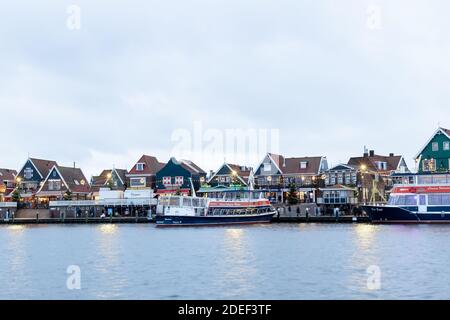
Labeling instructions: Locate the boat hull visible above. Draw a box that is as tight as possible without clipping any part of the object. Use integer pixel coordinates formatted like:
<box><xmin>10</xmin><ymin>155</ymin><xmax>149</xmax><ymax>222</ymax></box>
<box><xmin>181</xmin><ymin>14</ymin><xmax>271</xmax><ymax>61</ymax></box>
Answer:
<box><xmin>155</xmin><ymin>212</ymin><xmax>276</xmax><ymax>226</ymax></box>
<box><xmin>362</xmin><ymin>205</ymin><xmax>450</xmax><ymax>223</ymax></box>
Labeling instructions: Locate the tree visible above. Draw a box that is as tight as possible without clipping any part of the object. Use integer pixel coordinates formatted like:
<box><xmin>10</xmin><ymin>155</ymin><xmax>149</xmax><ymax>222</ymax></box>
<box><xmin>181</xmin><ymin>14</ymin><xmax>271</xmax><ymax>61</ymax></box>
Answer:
<box><xmin>107</xmin><ymin>178</ymin><xmax>115</xmax><ymax>189</ymax></box>
<box><xmin>11</xmin><ymin>188</ymin><xmax>21</xmax><ymax>203</ymax></box>
<box><xmin>64</xmin><ymin>190</ymin><xmax>73</xmax><ymax>201</ymax></box>
<box><xmin>287</xmin><ymin>183</ymin><xmax>299</xmax><ymax>205</ymax></box>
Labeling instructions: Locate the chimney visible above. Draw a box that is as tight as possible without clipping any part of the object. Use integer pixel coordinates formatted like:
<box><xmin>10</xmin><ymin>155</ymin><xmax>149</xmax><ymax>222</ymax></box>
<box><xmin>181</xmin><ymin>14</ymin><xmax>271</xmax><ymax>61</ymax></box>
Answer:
<box><xmin>389</xmin><ymin>153</ymin><xmax>394</xmax><ymax>157</ymax></box>
<box><xmin>363</xmin><ymin>151</ymin><xmax>369</xmax><ymax>157</ymax></box>
<box><xmin>369</xmin><ymin>150</ymin><xmax>375</xmax><ymax>157</ymax></box>
<box><xmin>73</xmin><ymin>162</ymin><xmax>76</xmax><ymax>168</ymax></box>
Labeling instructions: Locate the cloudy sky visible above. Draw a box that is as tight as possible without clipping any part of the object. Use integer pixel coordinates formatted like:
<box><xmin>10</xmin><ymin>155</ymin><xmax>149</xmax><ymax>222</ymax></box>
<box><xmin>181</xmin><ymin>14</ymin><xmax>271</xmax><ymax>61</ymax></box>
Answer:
<box><xmin>1</xmin><ymin>1</ymin><xmax>450</xmax><ymax>178</ymax></box>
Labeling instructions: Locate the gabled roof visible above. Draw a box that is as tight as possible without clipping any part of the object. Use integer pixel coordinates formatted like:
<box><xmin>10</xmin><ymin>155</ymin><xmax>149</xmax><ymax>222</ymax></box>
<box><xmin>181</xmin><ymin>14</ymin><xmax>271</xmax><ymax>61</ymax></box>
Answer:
<box><xmin>20</xmin><ymin>158</ymin><xmax>57</xmax><ymax>179</ymax></box>
<box><xmin>415</xmin><ymin>127</ymin><xmax>450</xmax><ymax>159</ymax></box>
<box><xmin>38</xmin><ymin>165</ymin><xmax>90</xmax><ymax>194</ymax></box>
<box><xmin>347</xmin><ymin>154</ymin><xmax>403</xmax><ymax>173</ymax></box>
<box><xmin>256</xmin><ymin>153</ymin><xmax>325</xmax><ymax>175</ymax></box>
<box><xmin>207</xmin><ymin>163</ymin><xmax>252</xmax><ymax>185</ymax></box>
<box><xmin>90</xmin><ymin>168</ymin><xmax>128</xmax><ymax>192</ymax></box>
<box><xmin>0</xmin><ymin>168</ymin><xmax>17</xmax><ymax>181</ymax></box>
<box><xmin>57</xmin><ymin>166</ymin><xmax>90</xmax><ymax>193</ymax></box>
<box><xmin>128</xmin><ymin>155</ymin><xmax>165</xmax><ymax>175</ymax></box>
<box><xmin>91</xmin><ymin>169</ymin><xmax>111</xmax><ymax>185</ymax></box>
<box><xmin>179</xmin><ymin>160</ymin><xmax>206</xmax><ymax>175</ymax></box>
<box><xmin>280</xmin><ymin>156</ymin><xmax>325</xmax><ymax>175</ymax></box>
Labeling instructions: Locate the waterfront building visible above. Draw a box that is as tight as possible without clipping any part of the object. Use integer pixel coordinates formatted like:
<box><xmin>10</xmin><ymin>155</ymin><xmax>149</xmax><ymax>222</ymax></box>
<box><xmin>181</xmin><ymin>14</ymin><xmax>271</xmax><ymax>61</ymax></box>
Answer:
<box><xmin>254</xmin><ymin>153</ymin><xmax>328</xmax><ymax>203</ymax></box>
<box><xmin>347</xmin><ymin>150</ymin><xmax>409</xmax><ymax>203</ymax></box>
<box><xmin>415</xmin><ymin>127</ymin><xmax>450</xmax><ymax>173</ymax></box>
<box><xmin>10</xmin><ymin>157</ymin><xmax>57</xmax><ymax>206</ymax></box>
<box><xmin>90</xmin><ymin>168</ymin><xmax>128</xmax><ymax>199</ymax></box>
<box><xmin>155</xmin><ymin>157</ymin><xmax>206</xmax><ymax>195</ymax></box>
<box><xmin>0</xmin><ymin>168</ymin><xmax>17</xmax><ymax>202</ymax></box>
<box><xmin>207</xmin><ymin>163</ymin><xmax>252</xmax><ymax>188</ymax></box>
<box><xmin>126</xmin><ymin>155</ymin><xmax>165</xmax><ymax>190</ymax></box>
<box><xmin>36</xmin><ymin>164</ymin><xmax>90</xmax><ymax>205</ymax></box>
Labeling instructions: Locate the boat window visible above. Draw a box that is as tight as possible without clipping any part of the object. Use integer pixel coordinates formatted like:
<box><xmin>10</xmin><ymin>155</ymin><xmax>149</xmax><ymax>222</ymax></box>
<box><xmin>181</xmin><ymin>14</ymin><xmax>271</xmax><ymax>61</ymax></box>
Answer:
<box><xmin>182</xmin><ymin>198</ymin><xmax>192</xmax><ymax>207</ymax></box>
<box><xmin>404</xmin><ymin>195</ymin><xmax>417</xmax><ymax>206</ymax></box>
<box><xmin>192</xmin><ymin>198</ymin><xmax>200</xmax><ymax>207</ymax></box>
<box><xmin>428</xmin><ymin>195</ymin><xmax>442</xmax><ymax>206</ymax></box>
<box><xmin>442</xmin><ymin>195</ymin><xmax>450</xmax><ymax>205</ymax></box>
<box><xmin>169</xmin><ymin>197</ymin><xmax>180</xmax><ymax>206</ymax></box>
<box><xmin>388</xmin><ymin>196</ymin><xmax>398</xmax><ymax>205</ymax></box>
<box><xmin>419</xmin><ymin>195</ymin><xmax>426</xmax><ymax>206</ymax></box>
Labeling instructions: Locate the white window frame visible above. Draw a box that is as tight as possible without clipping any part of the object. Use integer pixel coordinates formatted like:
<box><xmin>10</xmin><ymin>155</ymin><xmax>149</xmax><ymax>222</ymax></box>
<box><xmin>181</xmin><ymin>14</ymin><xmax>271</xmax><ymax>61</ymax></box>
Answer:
<box><xmin>300</xmin><ymin>161</ymin><xmax>308</xmax><ymax>169</ymax></box>
<box><xmin>444</xmin><ymin>141</ymin><xmax>450</xmax><ymax>151</ymax></box>
<box><xmin>130</xmin><ymin>177</ymin><xmax>146</xmax><ymax>187</ymax></box>
<box><xmin>136</xmin><ymin>163</ymin><xmax>145</xmax><ymax>171</ymax></box>
<box><xmin>432</xmin><ymin>142</ymin><xmax>439</xmax><ymax>152</ymax></box>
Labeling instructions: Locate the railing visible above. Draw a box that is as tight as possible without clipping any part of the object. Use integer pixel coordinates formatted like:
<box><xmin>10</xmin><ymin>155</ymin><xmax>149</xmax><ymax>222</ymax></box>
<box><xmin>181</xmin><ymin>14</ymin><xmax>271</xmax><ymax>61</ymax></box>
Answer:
<box><xmin>0</xmin><ymin>202</ymin><xmax>17</xmax><ymax>208</ymax></box>
<box><xmin>316</xmin><ymin>198</ymin><xmax>358</xmax><ymax>205</ymax></box>
<box><xmin>49</xmin><ymin>198</ymin><xmax>157</xmax><ymax>207</ymax></box>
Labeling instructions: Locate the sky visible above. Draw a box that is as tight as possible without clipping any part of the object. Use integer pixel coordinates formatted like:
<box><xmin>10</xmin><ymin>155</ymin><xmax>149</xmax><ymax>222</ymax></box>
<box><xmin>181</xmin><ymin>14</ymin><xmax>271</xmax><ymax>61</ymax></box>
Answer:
<box><xmin>1</xmin><ymin>0</ymin><xmax>450</xmax><ymax>179</ymax></box>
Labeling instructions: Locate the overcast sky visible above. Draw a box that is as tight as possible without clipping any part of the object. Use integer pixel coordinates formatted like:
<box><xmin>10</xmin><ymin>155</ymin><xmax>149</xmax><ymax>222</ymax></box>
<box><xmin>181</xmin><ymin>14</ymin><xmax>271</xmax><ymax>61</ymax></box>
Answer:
<box><xmin>1</xmin><ymin>1</ymin><xmax>450</xmax><ymax>179</ymax></box>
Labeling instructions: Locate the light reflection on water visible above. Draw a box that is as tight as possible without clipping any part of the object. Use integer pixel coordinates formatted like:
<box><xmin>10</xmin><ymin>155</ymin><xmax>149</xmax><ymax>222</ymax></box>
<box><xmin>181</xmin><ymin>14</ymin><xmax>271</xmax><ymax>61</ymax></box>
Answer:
<box><xmin>1</xmin><ymin>223</ymin><xmax>450</xmax><ymax>299</ymax></box>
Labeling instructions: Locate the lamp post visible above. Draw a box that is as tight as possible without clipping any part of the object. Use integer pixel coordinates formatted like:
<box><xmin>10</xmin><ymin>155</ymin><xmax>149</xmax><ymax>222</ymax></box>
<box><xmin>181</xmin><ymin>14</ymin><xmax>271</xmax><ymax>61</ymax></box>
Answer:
<box><xmin>360</xmin><ymin>165</ymin><xmax>367</xmax><ymax>204</ymax></box>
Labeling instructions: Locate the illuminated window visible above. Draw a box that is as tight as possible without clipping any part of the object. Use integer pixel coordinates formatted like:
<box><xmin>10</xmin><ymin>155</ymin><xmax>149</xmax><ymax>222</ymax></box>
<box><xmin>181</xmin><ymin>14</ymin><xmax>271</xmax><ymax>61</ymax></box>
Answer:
<box><xmin>130</xmin><ymin>177</ymin><xmax>146</xmax><ymax>187</ymax></box>
<box><xmin>422</xmin><ymin>159</ymin><xmax>436</xmax><ymax>172</ymax></box>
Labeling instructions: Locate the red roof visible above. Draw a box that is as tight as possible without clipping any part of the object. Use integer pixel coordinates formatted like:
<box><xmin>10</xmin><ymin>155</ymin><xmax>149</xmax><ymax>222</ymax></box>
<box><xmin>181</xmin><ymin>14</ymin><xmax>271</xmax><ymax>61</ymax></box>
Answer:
<box><xmin>268</xmin><ymin>154</ymin><xmax>324</xmax><ymax>175</ymax></box>
<box><xmin>0</xmin><ymin>168</ymin><xmax>17</xmax><ymax>182</ymax></box>
<box><xmin>29</xmin><ymin>158</ymin><xmax>57</xmax><ymax>178</ymax></box>
<box><xmin>128</xmin><ymin>155</ymin><xmax>165</xmax><ymax>175</ymax></box>
<box><xmin>347</xmin><ymin>153</ymin><xmax>402</xmax><ymax>174</ymax></box>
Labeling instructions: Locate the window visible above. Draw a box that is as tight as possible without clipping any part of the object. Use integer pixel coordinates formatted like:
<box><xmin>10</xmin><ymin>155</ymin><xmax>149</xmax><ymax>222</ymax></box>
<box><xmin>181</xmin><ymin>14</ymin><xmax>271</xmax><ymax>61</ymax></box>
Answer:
<box><xmin>263</xmin><ymin>163</ymin><xmax>271</xmax><ymax>172</ymax></box>
<box><xmin>162</xmin><ymin>176</ymin><xmax>172</xmax><ymax>186</ymax></box>
<box><xmin>375</xmin><ymin>161</ymin><xmax>387</xmax><ymax>170</ymax></box>
<box><xmin>48</xmin><ymin>180</ymin><xmax>61</xmax><ymax>191</ymax></box>
<box><xmin>175</xmin><ymin>176</ymin><xmax>184</xmax><ymax>185</ymax></box>
<box><xmin>422</xmin><ymin>159</ymin><xmax>436</xmax><ymax>172</ymax></box>
<box><xmin>444</xmin><ymin>141</ymin><xmax>450</xmax><ymax>151</ymax></box>
<box><xmin>130</xmin><ymin>177</ymin><xmax>146</xmax><ymax>187</ymax></box>
<box><xmin>136</xmin><ymin>163</ymin><xmax>144</xmax><ymax>171</ymax></box>
<box><xmin>300</xmin><ymin>161</ymin><xmax>308</xmax><ymax>169</ymax></box>
<box><xmin>432</xmin><ymin>142</ymin><xmax>439</xmax><ymax>152</ymax></box>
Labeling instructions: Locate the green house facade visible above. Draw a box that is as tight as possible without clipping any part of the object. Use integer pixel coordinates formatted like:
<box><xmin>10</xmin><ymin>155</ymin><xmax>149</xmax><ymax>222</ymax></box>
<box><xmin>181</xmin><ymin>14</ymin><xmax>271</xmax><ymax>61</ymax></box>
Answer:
<box><xmin>416</xmin><ymin>127</ymin><xmax>450</xmax><ymax>173</ymax></box>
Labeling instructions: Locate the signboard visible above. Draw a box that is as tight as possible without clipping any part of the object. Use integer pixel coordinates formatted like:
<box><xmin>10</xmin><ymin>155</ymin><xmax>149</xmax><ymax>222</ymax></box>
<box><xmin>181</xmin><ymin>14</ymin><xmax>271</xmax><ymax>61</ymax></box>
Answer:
<box><xmin>393</xmin><ymin>186</ymin><xmax>450</xmax><ymax>194</ymax></box>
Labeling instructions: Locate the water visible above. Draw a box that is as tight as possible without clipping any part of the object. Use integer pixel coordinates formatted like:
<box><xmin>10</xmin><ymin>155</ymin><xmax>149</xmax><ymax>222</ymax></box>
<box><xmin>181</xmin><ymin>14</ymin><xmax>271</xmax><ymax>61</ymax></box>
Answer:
<box><xmin>0</xmin><ymin>223</ymin><xmax>449</xmax><ymax>299</ymax></box>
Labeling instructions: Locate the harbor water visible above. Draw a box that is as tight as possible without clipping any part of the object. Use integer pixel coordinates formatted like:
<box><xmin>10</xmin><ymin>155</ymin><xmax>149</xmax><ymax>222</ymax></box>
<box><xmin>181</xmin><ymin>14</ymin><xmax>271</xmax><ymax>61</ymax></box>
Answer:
<box><xmin>0</xmin><ymin>223</ymin><xmax>449</xmax><ymax>299</ymax></box>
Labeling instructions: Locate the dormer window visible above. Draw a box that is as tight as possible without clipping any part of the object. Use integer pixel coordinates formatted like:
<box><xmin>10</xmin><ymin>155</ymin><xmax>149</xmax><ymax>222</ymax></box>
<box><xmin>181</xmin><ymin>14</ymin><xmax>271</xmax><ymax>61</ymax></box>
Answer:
<box><xmin>136</xmin><ymin>163</ymin><xmax>144</xmax><ymax>171</ymax></box>
<box><xmin>375</xmin><ymin>161</ymin><xmax>387</xmax><ymax>170</ymax></box>
<box><xmin>300</xmin><ymin>161</ymin><xmax>308</xmax><ymax>169</ymax></box>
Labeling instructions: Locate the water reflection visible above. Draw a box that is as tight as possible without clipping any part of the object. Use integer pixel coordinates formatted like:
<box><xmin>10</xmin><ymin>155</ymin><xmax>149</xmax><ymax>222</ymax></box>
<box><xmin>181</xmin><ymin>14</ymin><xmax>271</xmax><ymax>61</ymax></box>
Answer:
<box><xmin>354</xmin><ymin>224</ymin><xmax>377</xmax><ymax>251</ymax></box>
<box><xmin>93</xmin><ymin>224</ymin><xmax>128</xmax><ymax>299</ymax></box>
<box><xmin>4</xmin><ymin>224</ymin><xmax>28</xmax><ymax>294</ymax></box>
<box><xmin>219</xmin><ymin>228</ymin><xmax>256</xmax><ymax>297</ymax></box>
